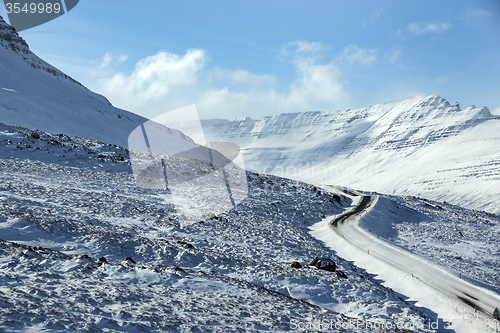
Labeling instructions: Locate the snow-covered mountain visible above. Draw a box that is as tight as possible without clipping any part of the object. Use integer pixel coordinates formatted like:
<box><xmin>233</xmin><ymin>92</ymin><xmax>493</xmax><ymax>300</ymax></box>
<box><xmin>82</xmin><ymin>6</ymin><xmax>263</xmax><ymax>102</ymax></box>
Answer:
<box><xmin>0</xmin><ymin>15</ymin><xmax>193</xmax><ymax>151</ymax></box>
<box><xmin>1</xmin><ymin>122</ymin><xmax>498</xmax><ymax>332</ymax></box>
<box><xmin>3</xmin><ymin>13</ymin><xmax>498</xmax><ymax>215</ymax></box>
<box><xmin>1</xmin><ymin>15</ymin><xmax>499</xmax><ymax>331</ymax></box>
<box><xmin>201</xmin><ymin>96</ymin><xmax>500</xmax><ymax>213</ymax></box>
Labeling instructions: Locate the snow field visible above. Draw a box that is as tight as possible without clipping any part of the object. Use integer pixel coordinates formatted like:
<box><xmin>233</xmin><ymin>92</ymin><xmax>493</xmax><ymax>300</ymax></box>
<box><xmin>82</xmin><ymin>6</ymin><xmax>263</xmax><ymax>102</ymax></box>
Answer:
<box><xmin>0</xmin><ymin>123</ymin><xmax>435</xmax><ymax>332</ymax></box>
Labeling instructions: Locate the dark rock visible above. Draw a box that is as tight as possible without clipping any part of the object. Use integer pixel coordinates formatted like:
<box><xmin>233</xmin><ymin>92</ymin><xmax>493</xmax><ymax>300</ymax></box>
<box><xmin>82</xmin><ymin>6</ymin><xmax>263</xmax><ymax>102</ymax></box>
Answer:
<box><xmin>332</xmin><ymin>194</ymin><xmax>342</xmax><ymax>205</ymax></box>
<box><xmin>98</xmin><ymin>257</ymin><xmax>107</xmax><ymax>262</ymax></box>
<box><xmin>80</xmin><ymin>254</ymin><xmax>91</xmax><ymax>261</ymax></box>
<box><xmin>30</xmin><ymin>132</ymin><xmax>40</xmax><ymax>140</ymax></box>
<box><xmin>177</xmin><ymin>240</ymin><xmax>194</xmax><ymax>248</ymax></box>
<box><xmin>454</xmin><ymin>256</ymin><xmax>462</xmax><ymax>260</ymax></box>
<box><xmin>124</xmin><ymin>257</ymin><xmax>136</xmax><ymax>264</ymax></box>
<box><xmin>290</xmin><ymin>261</ymin><xmax>302</xmax><ymax>269</ymax></box>
<box><xmin>310</xmin><ymin>257</ymin><xmax>336</xmax><ymax>272</ymax></box>
<box><xmin>172</xmin><ymin>265</ymin><xmax>185</xmax><ymax>272</ymax></box>
<box><xmin>457</xmin><ymin>231</ymin><xmax>463</xmax><ymax>237</ymax></box>
<box><xmin>315</xmin><ymin>258</ymin><xmax>336</xmax><ymax>272</ymax></box>
<box><xmin>309</xmin><ymin>257</ymin><xmax>319</xmax><ymax>267</ymax></box>
<box><xmin>336</xmin><ymin>271</ymin><xmax>347</xmax><ymax>279</ymax></box>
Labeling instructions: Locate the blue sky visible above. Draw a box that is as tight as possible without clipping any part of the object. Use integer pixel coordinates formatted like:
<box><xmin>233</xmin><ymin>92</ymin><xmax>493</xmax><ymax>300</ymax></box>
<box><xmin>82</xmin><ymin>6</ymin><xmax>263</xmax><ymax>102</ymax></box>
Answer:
<box><xmin>2</xmin><ymin>0</ymin><xmax>500</xmax><ymax>120</ymax></box>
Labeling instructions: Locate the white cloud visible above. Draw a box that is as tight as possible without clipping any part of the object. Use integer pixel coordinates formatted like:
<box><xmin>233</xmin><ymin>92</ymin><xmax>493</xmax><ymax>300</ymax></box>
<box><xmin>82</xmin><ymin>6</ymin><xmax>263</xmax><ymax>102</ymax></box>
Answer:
<box><xmin>211</xmin><ymin>68</ymin><xmax>276</xmax><ymax>87</ymax></box>
<box><xmin>98</xmin><ymin>52</ymin><xmax>129</xmax><ymax>69</ymax></box>
<box><xmin>336</xmin><ymin>44</ymin><xmax>377</xmax><ymax>66</ymax></box>
<box><xmin>199</xmin><ymin>43</ymin><xmax>351</xmax><ymax>117</ymax></box>
<box><xmin>461</xmin><ymin>8</ymin><xmax>493</xmax><ymax>28</ymax></box>
<box><xmin>282</xmin><ymin>40</ymin><xmax>325</xmax><ymax>56</ymax></box>
<box><xmin>99</xmin><ymin>52</ymin><xmax>113</xmax><ymax>68</ymax></box>
<box><xmin>92</xmin><ymin>42</ymin><xmax>352</xmax><ymax>119</ymax></box>
<box><xmin>117</xmin><ymin>55</ymin><xmax>129</xmax><ymax>64</ymax></box>
<box><xmin>198</xmin><ymin>57</ymin><xmax>350</xmax><ymax>119</ymax></box>
<box><xmin>363</xmin><ymin>6</ymin><xmax>387</xmax><ymax>27</ymax></box>
<box><xmin>289</xmin><ymin>58</ymin><xmax>347</xmax><ymax>107</ymax></box>
<box><xmin>98</xmin><ymin>49</ymin><xmax>205</xmax><ymax>108</ymax></box>
<box><xmin>408</xmin><ymin>22</ymin><xmax>452</xmax><ymax>35</ymax></box>
<box><xmin>492</xmin><ymin>107</ymin><xmax>500</xmax><ymax>116</ymax></box>
<box><xmin>385</xmin><ymin>46</ymin><xmax>403</xmax><ymax>64</ymax></box>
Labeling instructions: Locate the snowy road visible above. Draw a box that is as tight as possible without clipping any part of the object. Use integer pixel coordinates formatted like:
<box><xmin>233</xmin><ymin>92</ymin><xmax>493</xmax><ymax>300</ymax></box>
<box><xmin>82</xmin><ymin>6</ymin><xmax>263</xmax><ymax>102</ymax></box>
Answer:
<box><xmin>311</xmin><ymin>186</ymin><xmax>500</xmax><ymax>332</ymax></box>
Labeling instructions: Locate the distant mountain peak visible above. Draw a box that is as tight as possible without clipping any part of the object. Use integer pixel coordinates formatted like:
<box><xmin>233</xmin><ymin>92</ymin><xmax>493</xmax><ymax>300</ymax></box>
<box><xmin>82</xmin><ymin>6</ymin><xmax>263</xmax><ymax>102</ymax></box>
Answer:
<box><xmin>0</xmin><ymin>15</ymin><xmax>30</xmax><ymax>54</ymax></box>
<box><xmin>423</xmin><ymin>94</ymin><xmax>447</xmax><ymax>103</ymax></box>
<box><xmin>0</xmin><ymin>15</ymin><xmax>107</xmax><ymax>102</ymax></box>
<box><xmin>201</xmin><ymin>95</ymin><xmax>500</xmax><ymax>214</ymax></box>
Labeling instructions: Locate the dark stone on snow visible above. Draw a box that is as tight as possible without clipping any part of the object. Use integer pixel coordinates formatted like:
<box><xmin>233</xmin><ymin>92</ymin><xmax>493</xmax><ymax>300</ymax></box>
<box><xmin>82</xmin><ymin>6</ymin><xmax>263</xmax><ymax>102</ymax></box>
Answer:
<box><xmin>80</xmin><ymin>254</ymin><xmax>91</xmax><ymax>261</ymax></box>
<box><xmin>332</xmin><ymin>195</ymin><xmax>342</xmax><ymax>205</ymax></box>
<box><xmin>309</xmin><ymin>257</ymin><xmax>319</xmax><ymax>267</ymax></box>
<box><xmin>98</xmin><ymin>257</ymin><xmax>107</xmax><ymax>262</ymax></box>
<box><xmin>172</xmin><ymin>265</ymin><xmax>185</xmax><ymax>272</ymax></box>
<box><xmin>290</xmin><ymin>261</ymin><xmax>302</xmax><ymax>269</ymax></box>
<box><xmin>336</xmin><ymin>271</ymin><xmax>347</xmax><ymax>279</ymax></box>
<box><xmin>316</xmin><ymin>258</ymin><xmax>336</xmax><ymax>272</ymax></box>
<box><xmin>457</xmin><ymin>231</ymin><xmax>463</xmax><ymax>237</ymax></box>
<box><xmin>30</xmin><ymin>132</ymin><xmax>40</xmax><ymax>139</ymax></box>
<box><xmin>124</xmin><ymin>257</ymin><xmax>136</xmax><ymax>264</ymax></box>
<box><xmin>313</xmin><ymin>258</ymin><xmax>336</xmax><ymax>272</ymax></box>
<box><xmin>177</xmin><ymin>240</ymin><xmax>194</xmax><ymax>248</ymax></box>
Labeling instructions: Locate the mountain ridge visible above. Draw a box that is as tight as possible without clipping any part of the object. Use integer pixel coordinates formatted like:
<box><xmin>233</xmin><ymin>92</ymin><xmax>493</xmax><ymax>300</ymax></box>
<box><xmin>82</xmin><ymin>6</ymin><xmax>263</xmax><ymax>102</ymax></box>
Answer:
<box><xmin>201</xmin><ymin>95</ymin><xmax>500</xmax><ymax>213</ymax></box>
<box><xmin>203</xmin><ymin>95</ymin><xmax>493</xmax><ymax>133</ymax></box>
<box><xmin>1</xmin><ymin>14</ymin><xmax>499</xmax><ymax>214</ymax></box>
<box><xmin>0</xmin><ymin>15</ymin><xmax>159</xmax><ymax>148</ymax></box>
<box><xmin>0</xmin><ymin>15</ymin><xmax>107</xmax><ymax>102</ymax></box>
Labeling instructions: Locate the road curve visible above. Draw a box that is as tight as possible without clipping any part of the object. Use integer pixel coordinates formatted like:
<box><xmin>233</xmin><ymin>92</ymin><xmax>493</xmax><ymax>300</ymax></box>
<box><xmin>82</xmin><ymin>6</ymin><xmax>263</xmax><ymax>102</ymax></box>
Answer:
<box><xmin>326</xmin><ymin>187</ymin><xmax>500</xmax><ymax>321</ymax></box>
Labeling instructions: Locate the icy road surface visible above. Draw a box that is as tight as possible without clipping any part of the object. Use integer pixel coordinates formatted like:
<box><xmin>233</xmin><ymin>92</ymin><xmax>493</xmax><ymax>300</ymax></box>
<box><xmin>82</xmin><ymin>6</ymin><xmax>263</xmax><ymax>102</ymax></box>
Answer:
<box><xmin>310</xmin><ymin>186</ymin><xmax>500</xmax><ymax>333</ymax></box>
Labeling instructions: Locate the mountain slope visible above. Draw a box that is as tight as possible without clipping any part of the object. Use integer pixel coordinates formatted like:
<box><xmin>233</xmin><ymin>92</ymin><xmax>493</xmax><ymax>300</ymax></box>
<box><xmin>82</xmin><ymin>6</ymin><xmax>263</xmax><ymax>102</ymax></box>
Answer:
<box><xmin>0</xmin><ymin>123</ymin><xmax>435</xmax><ymax>332</ymax></box>
<box><xmin>0</xmin><ymin>15</ymin><xmax>178</xmax><ymax>149</ymax></box>
<box><xmin>201</xmin><ymin>96</ymin><xmax>500</xmax><ymax>213</ymax></box>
